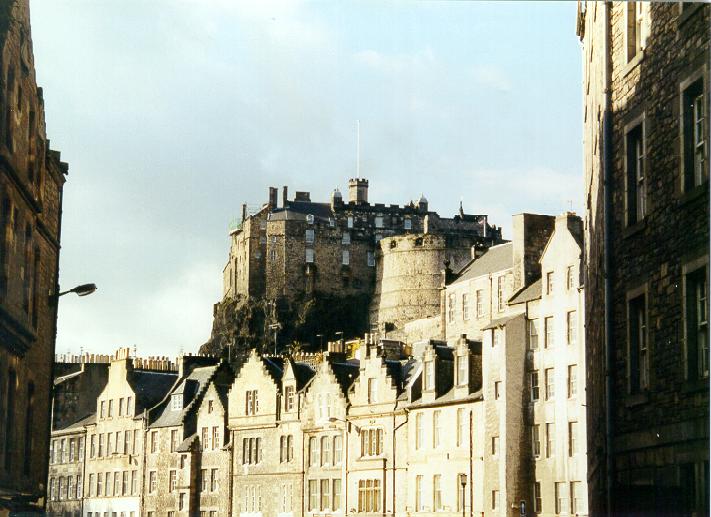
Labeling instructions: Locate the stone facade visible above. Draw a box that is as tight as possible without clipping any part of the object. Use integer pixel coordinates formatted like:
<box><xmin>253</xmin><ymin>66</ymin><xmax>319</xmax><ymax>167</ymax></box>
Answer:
<box><xmin>222</xmin><ymin>178</ymin><xmax>504</xmax><ymax>329</ymax></box>
<box><xmin>0</xmin><ymin>0</ymin><xmax>67</xmax><ymax>512</ymax></box>
<box><xmin>578</xmin><ymin>2</ymin><xmax>710</xmax><ymax>514</ymax></box>
<box><xmin>46</xmin><ymin>416</ymin><xmax>88</xmax><ymax>517</ymax></box>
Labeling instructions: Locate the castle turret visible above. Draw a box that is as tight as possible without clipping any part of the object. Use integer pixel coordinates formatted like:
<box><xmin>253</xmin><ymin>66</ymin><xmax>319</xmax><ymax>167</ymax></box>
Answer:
<box><xmin>418</xmin><ymin>194</ymin><xmax>428</xmax><ymax>212</ymax></box>
<box><xmin>348</xmin><ymin>177</ymin><xmax>369</xmax><ymax>204</ymax></box>
<box><xmin>331</xmin><ymin>188</ymin><xmax>343</xmax><ymax>209</ymax></box>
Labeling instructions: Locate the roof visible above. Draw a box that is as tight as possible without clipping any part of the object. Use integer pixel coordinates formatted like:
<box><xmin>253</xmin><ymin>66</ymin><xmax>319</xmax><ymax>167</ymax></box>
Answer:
<box><xmin>291</xmin><ymin>360</ymin><xmax>316</xmax><ymax>391</ymax></box>
<box><xmin>129</xmin><ymin>370</ymin><xmax>178</xmax><ymax>413</ymax></box>
<box><xmin>54</xmin><ymin>413</ymin><xmax>96</xmax><ymax>434</ymax></box>
<box><xmin>330</xmin><ymin>361</ymin><xmax>360</xmax><ymax>393</ymax></box>
<box><xmin>176</xmin><ymin>433</ymin><xmax>197</xmax><ymax>453</ymax></box>
<box><xmin>269</xmin><ymin>202</ymin><xmax>334</xmax><ymax>222</ymax></box>
<box><xmin>482</xmin><ymin>313</ymin><xmax>523</xmax><ymax>331</ymax></box>
<box><xmin>509</xmin><ymin>278</ymin><xmax>542</xmax><ymax>305</ymax></box>
<box><xmin>384</xmin><ymin>358</ymin><xmax>418</xmax><ymax>395</ymax></box>
<box><xmin>148</xmin><ymin>366</ymin><xmax>216</xmax><ymax>428</ymax></box>
<box><xmin>263</xmin><ymin>357</ymin><xmax>285</xmax><ymax>386</ymax></box>
<box><xmin>408</xmin><ymin>389</ymin><xmax>483</xmax><ymax>410</ymax></box>
<box><xmin>451</xmin><ymin>242</ymin><xmax>513</xmax><ymax>284</ymax></box>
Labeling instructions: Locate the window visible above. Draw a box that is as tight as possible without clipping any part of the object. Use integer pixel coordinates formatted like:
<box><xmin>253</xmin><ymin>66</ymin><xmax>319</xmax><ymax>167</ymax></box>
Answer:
<box><xmin>433</xmin><ymin>474</ymin><xmax>443</xmax><ymax>510</ymax></box>
<box><xmin>333</xmin><ymin>435</ymin><xmax>342</xmax><ymax>464</ymax></box>
<box><xmin>100</xmin><ymin>400</ymin><xmax>105</xmax><ymax>419</ymax></box>
<box><xmin>148</xmin><ymin>471</ymin><xmax>156</xmax><ymax>494</ymax></box>
<box><xmin>170</xmin><ymin>430</ymin><xmax>178</xmax><ymax>453</ymax></box>
<box><xmin>461</xmin><ymin>293</ymin><xmax>470</xmax><ymax>320</ymax></box>
<box><xmin>124</xmin><ymin>429</ymin><xmax>131</xmax><ymax>454</ymax></box>
<box><xmin>342</xmin><ymin>250</ymin><xmax>349</xmax><ymax>265</ymax></box>
<box><xmin>169</xmin><ymin>470</ymin><xmax>176</xmax><ymax>492</ymax></box>
<box><xmin>212</xmin><ymin>426</ymin><xmax>219</xmax><ymax>449</ymax></box>
<box><xmin>626</xmin><ymin>1</ymin><xmax>645</xmax><ymax>62</ymax></box>
<box><xmin>571</xmin><ymin>481</ymin><xmax>582</xmax><ymax>515</ymax></box>
<box><xmin>333</xmin><ymin>479</ymin><xmax>342</xmax><ymax>510</ymax></box>
<box><xmin>361</xmin><ymin>428</ymin><xmax>383</xmax><ymax>457</ymax></box>
<box><xmin>457</xmin><ymin>355</ymin><xmax>467</xmax><ymax>385</ymax></box>
<box><xmin>626</xmin><ymin>122</ymin><xmax>646</xmax><ymax>225</ymax></box>
<box><xmin>357</xmin><ymin>480</ymin><xmax>381</xmax><ymax>512</ymax></box>
<box><xmin>628</xmin><ymin>293</ymin><xmax>649</xmax><ymax>393</ymax></box>
<box><xmin>433</xmin><ymin>410</ymin><xmax>441</xmax><ymax>447</ymax></box>
<box><xmin>242</xmin><ymin>437</ymin><xmax>262</xmax><ymax>464</ymax></box>
<box><xmin>208</xmin><ymin>400</ymin><xmax>214</xmax><ymax>413</ymax></box>
<box><xmin>305</xmin><ymin>229</ymin><xmax>315</xmax><ymax>244</ymax></box>
<box><xmin>545</xmin><ymin>368</ymin><xmax>555</xmax><ymax>400</ymax></box>
<box><xmin>533</xmin><ymin>482</ymin><xmax>542</xmax><ymax>513</ymax></box>
<box><xmin>108</xmin><ymin>399</ymin><xmax>113</xmax><ymax>418</ymax></box>
<box><xmin>270</xmin><ymin>249</ymin><xmax>276</xmax><ymax>262</ymax></box>
<box><xmin>415</xmin><ymin>413</ymin><xmax>423</xmax><ymax>450</ymax></box>
<box><xmin>306</xmin><ymin>214</ymin><xmax>314</xmax><ymax>224</ymax></box>
<box><xmin>210</xmin><ymin>468</ymin><xmax>218</xmax><ymax>491</ymax></box>
<box><xmin>529</xmin><ymin>319</ymin><xmax>539</xmax><ymax>350</ymax></box>
<box><xmin>309</xmin><ymin>437</ymin><xmax>319</xmax><ymax>466</ymax></box>
<box><xmin>545</xmin><ymin>316</ymin><xmax>554</xmax><ymax>348</ymax></box>
<box><xmin>492</xmin><ymin>490</ymin><xmax>499</xmax><ymax>510</ymax></box>
<box><xmin>126</xmin><ymin>397</ymin><xmax>132</xmax><ymax>415</ymax></box>
<box><xmin>305</xmin><ymin>248</ymin><xmax>315</xmax><ymax>263</ymax></box>
<box><xmin>69</xmin><ymin>438</ymin><xmax>75</xmax><ymax>462</ymax></box>
<box><xmin>245</xmin><ymin>390</ymin><xmax>258</xmax><ymax>415</ymax></box>
<box><xmin>367</xmin><ymin>251</ymin><xmax>375</xmax><ymax>267</ymax></box>
<box><xmin>202</xmin><ymin>427</ymin><xmax>209</xmax><ymax>450</ymax></box>
<box><xmin>284</xmin><ymin>385</ymin><xmax>295</xmax><ymax>411</ymax></box>
<box><xmin>375</xmin><ymin>216</ymin><xmax>383</xmax><ymax>228</ymax></box>
<box><xmin>497</xmin><ymin>275</ymin><xmax>505</xmax><ymax>311</ymax></box>
<box><xmin>201</xmin><ymin>469</ymin><xmax>208</xmax><ymax>492</ymax></box>
<box><xmin>280</xmin><ymin>435</ymin><xmax>294</xmax><ymax>462</ymax></box>
<box><xmin>448</xmin><ymin>294</ymin><xmax>456</xmax><ymax>322</ymax></box>
<box><xmin>67</xmin><ymin>476</ymin><xmax>74</xmax><ymax>500</ymax></box>
<box><xmin>122</xmin><ymin>471</ymin><xmax>129</xmax><ymax>496</ymax></box>
<box><xmin>682</xmin><ymin>78</ymin><xmax>708</xmax><ymax>189</ymax></box>
<box><xmin>457</xmin><ymin>408</ymin><xmax>466</xmax><ymax>446</ymax></box>
<box><xmin>546</xmin><ymin>423</ymin><xmax>555</xmax><ymax>458</ymax></box>
<box><xmin>98</xmin><ymin>433</ymin><xmax>104</xmax><ymax>457</ymax></box>
<box><xmin>530</xmin><ymin>371</ymin><xmax>540</xmax><ymax>401</ymax></box>
<box><xmin>150</xmin><ymin>431</ymin><xmax>157</xmax><ymax>453</ymax></box>
<box><xmin>90</xmin><ymin>435</ymin><xmax>96</xmax><ymax>458</ymax></box>
<box><xmin>97</xmin><ymin>472</ymin><xmax>103</xmax><ymax>496</ymax></box>
<box><xmin>244</xmin><ymin>485</ymin><xmax>261</xmax><ymax>512</ymax></box>
<box><xmin>280</xmin><ymin>483</ymin><xmax>293</xmax><ymax>513</ymax></box>
<box><xmin>491</xmin><ymin>436</ymin><xmax>499</xmax><ymax>456</ymax></box>
<box><xmin>341</xmin><ymin>232</ymin><xmax>350</xmax><ymax>245</ymax></box>
<box><xmin>569</xmin><ymin>421</ymin><xmax>578</xmax><ymax>456</ymax></box>
<box><xmin>308</xmin><ymin>480</ymin><xmax>318</xmax><ymax>511</ymax></box>
<box><xmin>415</xmin><ymin>475</ymin><xmax>423</xmax><ymax>511</ymax></box>
<box><xmin>179</xmin><ymin>493</ymin><xmax>186</xmax><ymax>511</ymax></box>
<box><xmin>494</xmin><ymin>381</ymin><xmax>501</xmax><ymax>399</ymax></box>
<box><xmin>320</xmin><ymin>479</ymin><xmax>330</xmax><ymax>510</ymax></box>
<box><xmin>107</xmin><ymin>433</ymin><xmax>113</xmax><ymax>456</ymax></box>
<box><xmin>546</xmin><ymin>271</ymin><xmax>554</xmax><ymax>294</ymax></box>
<box><xmin>686</xmin><ymin>265</ymin><xmax>709</xmax><ymax>380</ymax></box>
<box><xmin>79</xmin><ymin>437</ymin><xmax>85</xmax><ymax>461</ymax></box>
<box><xmin>131</xmin><ymin>470</ymin><xmax>137</xmax><ymax>495</ymax></box>
<box><xmin>424</xmin><ymin>360</ymin><xmax>434</xmax><ymax>391</ymax></box>
<box><xmin>321</xmin><ymin>435</ymin><xmax>332</xmax><ymax>465</ymax></box>
<box><xmin>404</xmin><ymin>218</ymin><xmax>412</xmax><ymax>230</ymax></box>
<box><xmin>88</xmin><ymin>474</ymin><xmax>94</xmax><ymax>497</ymax></box>
<box><xmin>367</xmin><ymin>378</ymin><xmax>377</xmax><ymax>403</ymax></box>
<box><xmin>568</xmin><ymin>365</ymin><xmax>578</xmax><ymax>398</ymax></box>
<box><xmin>476</xmin><ymin>290</ymin><xmax>484</xmax><ymax>317</ymax></box>
<box><xmin>567</xmin><ymin>311</ymin><xmax>577</xmax><ymax>345</ymax></box>
<box><xmin>555</xmin><ymin>482</ymin><xmax>568</xmax><ymax>514</ymax></box>
<box><xmin>532</xmin><ymin>425</ymin><xmax>541</xmax><ymax>457</ymax></box>
<box><xmin>347</xmin><ymin>216</ymin><xmax>354</xmax><ymax>228</ymax></box>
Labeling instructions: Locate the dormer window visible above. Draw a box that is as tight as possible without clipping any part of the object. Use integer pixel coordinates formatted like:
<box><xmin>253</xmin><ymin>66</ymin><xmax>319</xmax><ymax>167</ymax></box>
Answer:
<box><xmin>457</xmin><ymin>355</ymin><xmax>467</xmax><ymax>386</ymax></box>
<box><xmin>306</xmin><ymin>214</ymin><xmax>314</xmax><ymax>224</ymax></box>
<box><xmin>171</xmin><ymin>394</ymin><xmax>183</xmax><ymax>411</ymax></box>
<box><xmin>424</xmin><ymin>360</ymin><xmax>435</xmax><ymax>391</ymax></box>
<box><xmin>284</xmin><ymin>386</ymin><xmax>295</xmax><ymax>411</ymax></box>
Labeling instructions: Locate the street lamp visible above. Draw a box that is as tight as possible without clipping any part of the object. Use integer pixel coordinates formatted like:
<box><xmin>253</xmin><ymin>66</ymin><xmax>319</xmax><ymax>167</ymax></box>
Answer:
<box><xmin>459</xmin><ymin>473</ymin><xmax>467</xmax><ymax>517</ymax></box>
<box><xmin>57</xmin><ymin>283</ymin><xmax>97</xmax><ymax>298</ymax></box>
<box><xmin>328</xmin><ymin>416</ymin><xmax>360</xmax><ymax>434</ymax></box>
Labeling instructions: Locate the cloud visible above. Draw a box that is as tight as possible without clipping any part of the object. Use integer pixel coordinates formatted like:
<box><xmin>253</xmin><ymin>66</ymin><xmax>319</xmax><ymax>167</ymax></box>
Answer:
<box><xmin>470</xmin><ymin>65</ymin><xmax>512</xmax><ymax>93</ymax></box>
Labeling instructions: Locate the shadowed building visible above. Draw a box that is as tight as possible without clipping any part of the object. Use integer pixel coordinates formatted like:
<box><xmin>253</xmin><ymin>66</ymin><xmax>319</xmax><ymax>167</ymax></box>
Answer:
<box><xmin>578</xmin><ymin>2</ymin><xmax>709</xmax><ymax>514</ymax></box>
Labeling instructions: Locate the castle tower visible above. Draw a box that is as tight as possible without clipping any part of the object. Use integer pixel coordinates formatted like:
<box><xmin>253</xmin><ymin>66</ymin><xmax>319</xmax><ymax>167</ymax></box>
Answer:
<box><xmin>348</xmin><ymin>177</ymin><xmax>368</xmax><ymax>204</ymax></box>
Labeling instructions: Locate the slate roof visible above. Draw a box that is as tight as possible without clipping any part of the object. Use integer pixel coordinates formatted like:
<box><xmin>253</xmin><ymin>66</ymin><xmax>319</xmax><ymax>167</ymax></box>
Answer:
<box><xmin>176</xmin><ymin>433</ymin><xmax>197</xmax><ymax>453</ymax></box>
<box><xmin>330</xmin><ymin>361</ymin><xmax>360</xmax><ymax>393</ymax></box>
<box><xmin>54</xmin><ymin>412</ymin><xmax>96</xmax><ymax>433</ymax></box>
<box><xmin>408</xmin><ymin>388</ymin><xmax>483</xmax><ymax>409</ymax></box>
<box><xmin>291</xmin><ymin>360</ymin><xmax>316</xmax><ymax>391</ymax></box>
<box><xmin>450</xmin><ymin>242</ymin><xmax>513</xmax><ymax>284</ymax></box>
<box><xmin>268</xmin><ymin>202</ymin><xmax>334</xmax><ymax>222</ymax></box>
<box><xmin>129</xmin><ymin>370</ymin><xmax>179</xmax><ymax>413</ymax></box>
<box><xmin>263</xmin><ymin>357</ymin><xmax>285</xmax><ymax>386</ymax></box>
<box><xmin>149</xmin><ymin>365</ymin><xmax>217</xmax><ymax>428</ymax></box>
<box><xmin>384</xmin><ymin>358</ymin><xmax>418</xmax><ymax>395</ymax></box>
<box><xmin>509</xmin><ymin>278</ymin><xmax>542</xmax><ymax>305</ymax></box>
<box><xmin>482</xmin><ymin>314</ymin><xmax>523</xmax><ymax>331</ymax></box>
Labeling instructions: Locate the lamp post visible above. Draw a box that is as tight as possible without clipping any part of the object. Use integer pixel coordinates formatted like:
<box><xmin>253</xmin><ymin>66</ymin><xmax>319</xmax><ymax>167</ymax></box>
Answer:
<box><xmin>54</xmin><ymin>283</ymin><xmax>97</xmax><ymax>300</ymax></box>
<box><xmin>459</xmin><ymin>473</ymin><xmax>467</xmax><ymax>517</ymax></box>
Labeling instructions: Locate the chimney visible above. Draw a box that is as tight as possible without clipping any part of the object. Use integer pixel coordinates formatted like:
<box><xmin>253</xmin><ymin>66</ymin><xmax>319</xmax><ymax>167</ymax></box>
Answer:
<box><xmin>282</xmin><ymin>186</ymin><xmax>288</xmax><ymax>207</ymax></box>
<box><xmin>511</xmin><ymin>213</ymin><xmax>556</xmax><ymax>292</ymax></box>
<box><xmin>555</xmin><ymin>212</ymin><xmax>583</xmax><ymax>242</ymax></box>
<box><xmin>268</xmin><ymin>187</ymin><xmax>278</xmax><ymax>209</ymax></box>
<box><xmin>241</xmin><ymin>203</ymin><xmax>247</xmax><ymax>222</ymax></box>
<box><xmin>348</xmin><ymin>178</ymin><xmax>369</xmax><ymax>205</ymax></box>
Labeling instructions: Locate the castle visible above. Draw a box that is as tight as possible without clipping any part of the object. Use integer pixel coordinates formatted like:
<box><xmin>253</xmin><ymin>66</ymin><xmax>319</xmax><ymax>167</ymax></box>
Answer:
<box><xmin>221</xmin><ymin>178</ymin><xmax>504</xmax><ymax>335</ymax></box>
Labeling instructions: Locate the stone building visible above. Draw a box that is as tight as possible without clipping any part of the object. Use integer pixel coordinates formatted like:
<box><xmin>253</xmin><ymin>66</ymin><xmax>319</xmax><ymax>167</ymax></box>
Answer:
<box><xmin>0</xmin><ymin>0</ymin><xmax>68</xmax><ymax>511</ymax></box>
<box><xmin>83</xmin><ymin>349</ymin><xmax>177</xmax><ymax>517</ymax></box>
<box><xmin>577</xmin><ymin>2</ymin><xmax>709</xmax><ymax>514</ymax></box>
<box><xmin>143</xmin><ymin>356</ymin><xmax>231</xmax><ymax>517</ymax></box>
<box><xmin>221</xmin><ymin>178</ymin><xmax>503</xmax><ymax>325</ymax></box>
<box><xmin>46</xmin><ymin>414</ymin><xmax>91</xmax><ymax>516</ymax></box>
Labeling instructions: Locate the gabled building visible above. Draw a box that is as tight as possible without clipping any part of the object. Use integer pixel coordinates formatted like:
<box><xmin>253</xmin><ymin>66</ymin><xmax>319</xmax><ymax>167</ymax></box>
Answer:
<box><xmin>46</xmin><ymin>413</ymin><xmax>91</xmax><ymax>516</ymax></box>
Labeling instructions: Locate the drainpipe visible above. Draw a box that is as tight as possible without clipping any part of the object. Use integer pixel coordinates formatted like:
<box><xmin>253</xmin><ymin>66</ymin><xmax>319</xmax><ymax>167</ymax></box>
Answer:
<box><xmin>227</xmin><ymin>430</ymin><xmax>233</xmax><ymax>517</ymax></box>
<box><xmin>392</xmin><ymin>410</ymin><xmax>408</xmax><ymax>517</ymax></box>
<box><xmin>469</xmin><ymin>409</ymin><xmax>473</xmax><ymax>517</ymax></box>
<box><xmin>602</xmin><ymin>2</ymin><xmax>615</xmax><ymax>515</ymax></box>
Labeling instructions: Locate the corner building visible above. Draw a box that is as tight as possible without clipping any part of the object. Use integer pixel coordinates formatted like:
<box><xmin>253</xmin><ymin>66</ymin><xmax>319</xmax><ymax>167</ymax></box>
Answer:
<box><xmin>0</xmin><ymin>0</ymin><xmax>68</xmax><ymax>512</ymax></box>
<box><xmin>578</xmin><ymin>2</ymin><xmax>709</xmax><ymax>514</ymax></box>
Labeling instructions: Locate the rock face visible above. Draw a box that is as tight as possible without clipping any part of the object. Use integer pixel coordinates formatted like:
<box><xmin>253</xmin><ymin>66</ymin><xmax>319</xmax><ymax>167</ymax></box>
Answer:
<box><xmin>200</xmin><ymin>292</ymin><xmax>371</xmax><ymax>359</ymax></box>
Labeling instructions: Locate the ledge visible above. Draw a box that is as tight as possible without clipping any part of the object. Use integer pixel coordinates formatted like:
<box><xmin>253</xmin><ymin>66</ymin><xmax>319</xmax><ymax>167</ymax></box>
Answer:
<box><xmin>623</xmin><ymin>218</ymin><xmax>647</xmax><ymax>239</ymax></box>
<box><xmin>679</xmin><ymin>180</ymin><xmax>709</xmax><ymax>207</ymax></box>
<box><xmin>622</xmin><ymin>49</ymin><xmax>645</xmax><ymax>79</ymax></box>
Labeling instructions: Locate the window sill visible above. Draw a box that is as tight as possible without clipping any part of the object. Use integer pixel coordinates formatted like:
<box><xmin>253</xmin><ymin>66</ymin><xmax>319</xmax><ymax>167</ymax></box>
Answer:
<box><xmin>623</xmin><ymin>218</ymin><xmax>647</xmax><ymax>239</ymax></box>
<box><xmin>622</xmin><ymin>49</ymin><xmax>645</xmax><ymax>78</ymax></box>
<box><xmin>679</xmin><ymin>180</ymin><xmax>708</xmax><ymax>207</ymax></box>
<box><xmin>624</xmin><ymin>392</ymin><xmax>649</xmax><ymax>408</ymax></box>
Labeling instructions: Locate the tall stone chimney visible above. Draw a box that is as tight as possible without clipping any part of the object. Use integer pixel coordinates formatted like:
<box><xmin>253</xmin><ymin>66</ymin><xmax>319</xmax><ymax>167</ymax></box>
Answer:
<box><xmin>282</xmin><ymin>186</ymin><xmax>288</xmax><ymax>207</ymax></box>
<box><xmin>348</xmin><ymin>178</ymin><xmax>369</xmax><ymax>205</ymax></box>
<box><xmin>511</xmin><ymin>213</ymin><xmax>556</xmax><ymax>292</ymax></box>
<box><xmin>268</xmin><ymin>187</ymin><xmax>278</xmax><ymax>208</ymax></box>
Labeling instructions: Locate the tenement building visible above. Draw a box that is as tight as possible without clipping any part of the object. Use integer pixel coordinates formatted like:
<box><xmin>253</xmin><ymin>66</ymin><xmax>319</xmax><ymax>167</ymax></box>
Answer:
<box><xmin>0</xmin><ymin>0</ymin><xmax>68</xmax><ymax>512</ymax></box>
<box><xmin>578</xmin><ymin>2</ymin><xmax>709</xmax><ymax>514</ymax></box>
<box><xmin>221</xmin><ymin>178</ymin><xmax>504</xmax><ymax>330</ymax></box>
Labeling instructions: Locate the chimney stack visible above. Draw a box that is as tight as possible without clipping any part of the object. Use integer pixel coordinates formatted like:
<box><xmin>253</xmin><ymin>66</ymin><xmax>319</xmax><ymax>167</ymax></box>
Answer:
<box><xmin>282</xmin><ymin>186</ymin><xmax>288</xmax><ymax>207</ymax></box>
<box><xmin>268</xmin><ymin>187</ymin><xmax>278</xmax><ymax>209</ymax></box>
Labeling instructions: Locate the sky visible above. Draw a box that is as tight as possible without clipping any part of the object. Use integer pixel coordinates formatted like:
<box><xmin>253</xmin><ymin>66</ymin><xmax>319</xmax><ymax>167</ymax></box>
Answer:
<box><xmin>29</xmin><ymin>0</ymin><xmax>583</xmax><ymax>359</ymax></box>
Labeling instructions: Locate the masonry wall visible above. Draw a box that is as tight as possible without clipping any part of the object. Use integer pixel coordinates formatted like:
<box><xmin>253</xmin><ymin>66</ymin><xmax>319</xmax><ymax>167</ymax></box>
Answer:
<box><xmin>580</xmin><ymin>2</ymin><xmax>710</xmax><ymax>514</ymax></box>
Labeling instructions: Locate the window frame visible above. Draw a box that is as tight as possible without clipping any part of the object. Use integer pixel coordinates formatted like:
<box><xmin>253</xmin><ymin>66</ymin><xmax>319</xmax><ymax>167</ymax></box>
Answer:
<box><xmin>627</xmin><ymin>285</ymin><xmax>650</xmax><ymax>394</ymax></box>
<box><xmin>624</xmin><ymin>114</ymin><xmax>647</xmax><ymax>227</ymax></box>
<box><xmin>680</xmin><ymin>69</ymin><xmax>708</xmax><ymax>192</ymax></box>
<box><xmin>683</xmin><ymin>257</ymin><xmax>709</xmax><ymax>381</ymax></box>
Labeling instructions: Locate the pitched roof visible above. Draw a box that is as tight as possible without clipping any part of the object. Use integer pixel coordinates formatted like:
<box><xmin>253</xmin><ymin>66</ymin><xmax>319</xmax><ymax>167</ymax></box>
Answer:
<box><xmin>129</xmin><ymin>370</ymin><xmax>178</xmax><ymax>413</ymax></box>
<box><xmin>149</xmin><ymin>365</ymin><xmax>217</xmax><ymax>428</ymax></box>
<box><xmin>54</xmin><ymin>412</ymin><xmax>96</xmax><ymax>433</ymax></box>
<box><xmin>291</xmin><ymin>360</ymin><xmax>316</xmax><ymax>391</ymax></box>
<box><xmin>482</xmin><ymin>313</ymin><xmax>523</xmax><ymax>331</ymax></box>
<box><xmin>450</xmin><ymin>242</ymin><xmax>513</xmax><ymax>284</ymax></box>
<box><xmin>330</xmin><ymin>361</ymin><xmax>360</xmax><ymax>393</ymax></box>
<box><xmin>509</xmin><ymin>278</ymin><xmax>542</xmax><ymax>305</ymax></box>
<box><xmin>269</xmin><ymin>202</ymin><xmax>334</xmax><ymax>222</ymax></box>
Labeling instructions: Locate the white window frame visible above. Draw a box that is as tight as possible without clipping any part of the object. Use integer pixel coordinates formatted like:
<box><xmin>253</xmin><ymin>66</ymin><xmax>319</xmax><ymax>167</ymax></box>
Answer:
<box><xmin>624</xmin><ymin>114</ymin><xmax>646</xmax><ymax>226</ymax></box>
